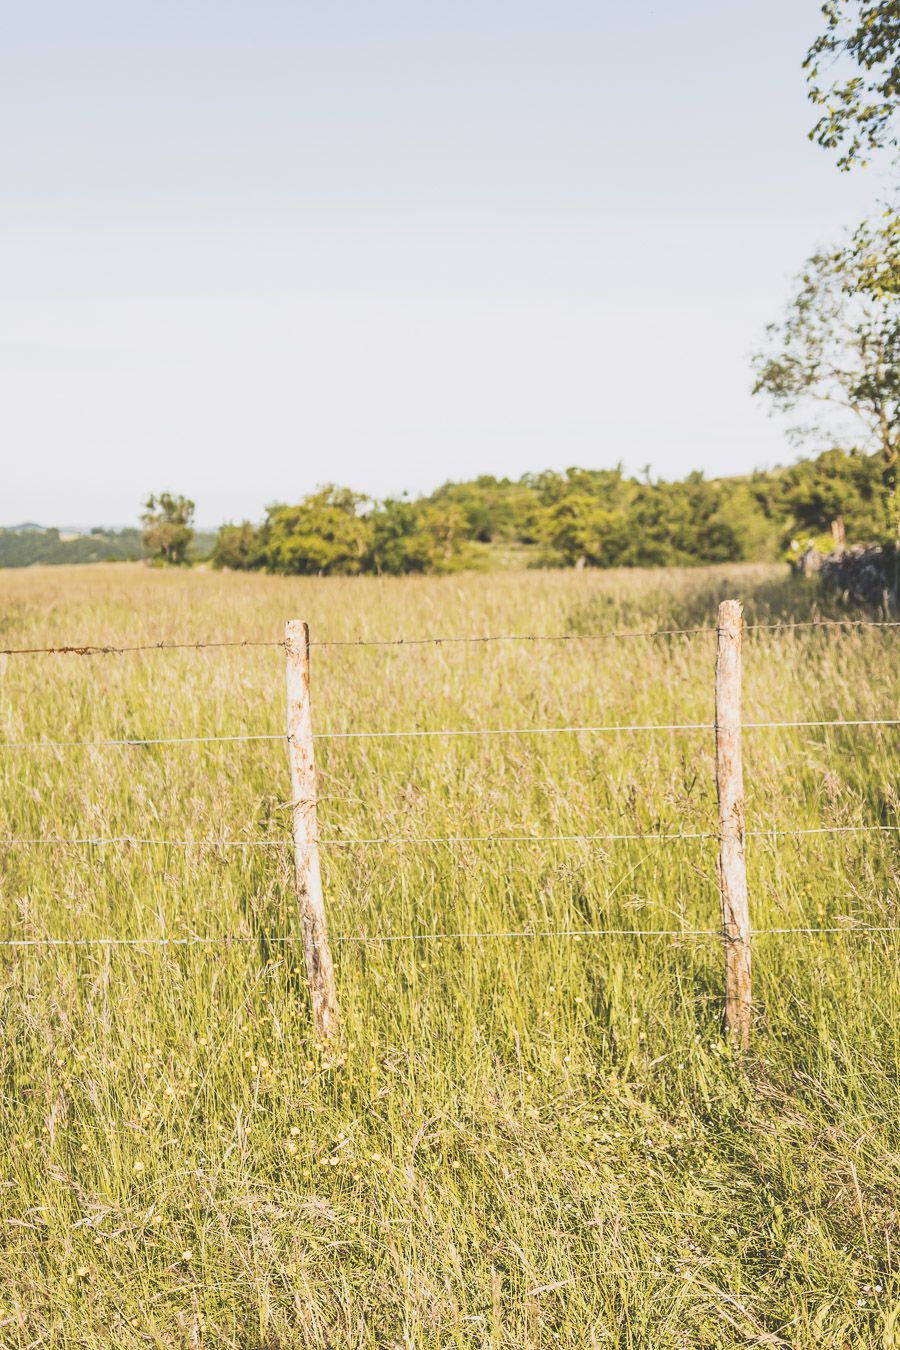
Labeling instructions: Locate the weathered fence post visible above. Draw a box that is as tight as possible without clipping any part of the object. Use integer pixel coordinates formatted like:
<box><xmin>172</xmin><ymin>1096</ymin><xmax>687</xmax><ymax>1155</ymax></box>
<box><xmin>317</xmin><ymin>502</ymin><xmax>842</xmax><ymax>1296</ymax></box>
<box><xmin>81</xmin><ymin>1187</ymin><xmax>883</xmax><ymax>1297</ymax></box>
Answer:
<box><xmin>715</xmin><ymin>599</ymin><xmax>751</xmax><ymax>1048</ymax></box>
<box><xmin>285</xmin><ymin>620</ymin><xmax>340</xmax><ymax>1042</ymax></box>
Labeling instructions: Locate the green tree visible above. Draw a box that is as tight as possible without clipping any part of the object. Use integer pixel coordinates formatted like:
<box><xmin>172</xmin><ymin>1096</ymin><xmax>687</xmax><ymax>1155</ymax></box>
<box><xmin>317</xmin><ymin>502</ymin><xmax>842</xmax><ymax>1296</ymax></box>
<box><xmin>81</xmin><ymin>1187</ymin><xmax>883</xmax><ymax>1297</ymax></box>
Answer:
<box><xmin>805</xmin><ymin>1</ymin><xmax>900</xmax><ymax>170</ymax></box>
<box><xmin>803</xmin><ymin>8</ymin><xmax>900</xmax><ymax>313</ymax></box>
<box><xmin>536</xmin><ymin>492</ymin><xmax>629</xmax><ymax>567</ymax></box>
<box><xmin>778</xmin><ymin>447</ymin><xmax>887</xmax><ymax>542</ymax></box>
<box><xmin>366</xmin><ymin>497</ymin><xmax>476</xmax><ymax>573</ymax></box>
<box><xmin>141</xmin><ymin>493</ymin><xmax>195</xmax><ymax>565</ymax></box>
<box><xmin>428</xmin><ymin>475</ymin><xmax>542</xmax><ymax>543</ymax></box>
<box><xmin>366</xmin><ymin>498</ymin><xmax>431</xmax><ymax>574</ymax></box>
<box><xmin>846</xmin><ymin>214</ymin><xmax>900</xmax><ymax>297</ymax></box>
<box><xmin>621</xmin><ymin>476</ymin><xmax>743</xmax><ymax>567</ymax></box>
<box><xmin>752</xmin><ymin>241</ymin><xmax>900</xmax><ymax>541</ymax></box>
<box><xmin>414</xmin><ymin>502</ymin><xmax>476</xmax><ymax>572</ymax></box>
<box><xmin>260</xmin><ymin>487</ymin><xmax>371</xmax><ymax>575</ymax></box>
<box><xmin>211</xmin><ymin>521</ymin><xmax>263</xmax><ymax>570</ymax></box>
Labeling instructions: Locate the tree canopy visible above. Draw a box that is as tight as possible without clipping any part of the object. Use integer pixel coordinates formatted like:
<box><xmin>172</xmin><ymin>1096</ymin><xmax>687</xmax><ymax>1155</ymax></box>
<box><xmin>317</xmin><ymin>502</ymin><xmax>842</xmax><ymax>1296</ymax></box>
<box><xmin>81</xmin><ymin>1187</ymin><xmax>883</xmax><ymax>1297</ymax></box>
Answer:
<box><xmin>210</xmin><ymin>450</ymin><xmax>889</xmax><ymax>577</ymax></box>
<box><xmin>806</xmin><ymin>1</ymin><xmax>900</xmax><ymax>169</ymax></box>
<box><xmin>752</xmin><ymin>233</ymin><xmax>900</xmax><ymax>538</ymax></box>
<box><xmin>141</xmin><ymin>493</ymin><xmax>196</xmax><ymax>565</ymax></box>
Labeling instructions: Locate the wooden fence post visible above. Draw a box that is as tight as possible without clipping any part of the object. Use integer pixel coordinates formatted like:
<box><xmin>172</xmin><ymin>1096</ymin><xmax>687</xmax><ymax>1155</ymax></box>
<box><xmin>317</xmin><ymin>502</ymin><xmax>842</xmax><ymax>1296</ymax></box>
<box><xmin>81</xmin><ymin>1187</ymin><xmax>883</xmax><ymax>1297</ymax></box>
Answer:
<box><xmin>285</xmin><ymin>620</ymin><xmax>340</xmax><ymax>1043</ymax></box>
<box><xmin>715</xmin><ymin>599</ymin><xmax>751</xmax><ymax>1047</ymax></box>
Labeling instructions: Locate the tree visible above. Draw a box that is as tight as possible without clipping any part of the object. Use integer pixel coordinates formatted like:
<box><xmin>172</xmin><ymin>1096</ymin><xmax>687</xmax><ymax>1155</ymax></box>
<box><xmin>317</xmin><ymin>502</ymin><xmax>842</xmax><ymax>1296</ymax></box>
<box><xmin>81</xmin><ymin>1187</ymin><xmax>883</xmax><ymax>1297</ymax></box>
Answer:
<box><xmin>620</xmin><ymin>476</ymin><xmax>743</xmax><ymax>567</ymax></box>
<box><xmin>536</xmin><ymin>492</ymin><xmax>629</xmax><ymax>567</ymax></box>
<box><xmin>804</xmin><ymin>8</ymin><xmax>900</xmax><ymax>308</ymax></box>
<box><xmin>804</xmin><ymin>11</ymin><xmax>900</xmax><ymax>298</ymax></box>
<box><xmin>141</xmin><ymin>493</ymin><xmax>195</xmax><ymax>565</ymax></box>
<box><xmin>366</xmin><ymin>498</ymin><xmax>431</xmax><ymax>574</ymax></box>
<box><xmin>805</xmin><ymin>1</ymin><xmax>900</xmax><ymax>170</ymax></box>
<box><xmin>260</xmin><ymin>487</ymin><xmax>371</xmax><ymax>575</ymax></box>
<box><xmin>428</xmin><ymin>475</ymin><xmax>542</xmax><ymax>543</ymax></box>
<box><xmin>211</xmin><ymin>521</ymin><xmax>263</xmax><ymax>570</ymax></box>
<box><xmin>751</xmin><ymin>239</ymin><xmax>900</xmax><ymax>541</ymax></box>
<box><xmin>777</xmin><ymin>446</ymin><xmax>887</xmax><ymax>542</ymax></box>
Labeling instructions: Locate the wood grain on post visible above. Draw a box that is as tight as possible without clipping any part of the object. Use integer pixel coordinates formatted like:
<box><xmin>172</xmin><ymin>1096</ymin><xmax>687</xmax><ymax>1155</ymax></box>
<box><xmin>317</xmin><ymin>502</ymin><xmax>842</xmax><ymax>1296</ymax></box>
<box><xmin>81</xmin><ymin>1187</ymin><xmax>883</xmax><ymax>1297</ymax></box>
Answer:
<box><xmin>715</xmin><ymin>599</ymin><xmax>752</xmax><ymax>1048</ymax></box>
<box><xmin>285</xmin><ymin>620</ymin><xmax>340</xmax><ymax>1042</ymax></box>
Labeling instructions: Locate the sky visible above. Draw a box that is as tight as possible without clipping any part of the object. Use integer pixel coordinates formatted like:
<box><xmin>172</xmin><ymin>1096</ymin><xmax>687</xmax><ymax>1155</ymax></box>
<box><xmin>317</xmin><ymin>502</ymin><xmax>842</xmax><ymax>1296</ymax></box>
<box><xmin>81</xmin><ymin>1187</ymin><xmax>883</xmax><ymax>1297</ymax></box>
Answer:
<box><xmin>0</xmin><ymin>1</ymin><xmax>886</xmax><ymax>527</ymax></box>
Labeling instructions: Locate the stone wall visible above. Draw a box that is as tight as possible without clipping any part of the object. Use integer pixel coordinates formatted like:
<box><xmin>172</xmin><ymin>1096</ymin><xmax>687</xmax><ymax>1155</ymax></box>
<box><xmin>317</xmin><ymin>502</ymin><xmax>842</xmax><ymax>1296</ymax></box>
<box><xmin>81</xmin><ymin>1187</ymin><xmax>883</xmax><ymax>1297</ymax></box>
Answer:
<box><xmin>816</xmin><ymin>544</ymin><xmax>898</xmax><ymax>614</ymax></box>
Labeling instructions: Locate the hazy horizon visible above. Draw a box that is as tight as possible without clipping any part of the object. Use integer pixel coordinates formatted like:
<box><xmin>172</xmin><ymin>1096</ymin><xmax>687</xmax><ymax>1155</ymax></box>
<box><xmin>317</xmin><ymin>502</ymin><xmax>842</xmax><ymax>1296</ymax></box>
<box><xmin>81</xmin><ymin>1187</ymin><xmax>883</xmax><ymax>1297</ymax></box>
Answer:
<box><xmin>1</xmin><ymin>441</ymin><xmax>847</xmax><ymax>535</ymax></box>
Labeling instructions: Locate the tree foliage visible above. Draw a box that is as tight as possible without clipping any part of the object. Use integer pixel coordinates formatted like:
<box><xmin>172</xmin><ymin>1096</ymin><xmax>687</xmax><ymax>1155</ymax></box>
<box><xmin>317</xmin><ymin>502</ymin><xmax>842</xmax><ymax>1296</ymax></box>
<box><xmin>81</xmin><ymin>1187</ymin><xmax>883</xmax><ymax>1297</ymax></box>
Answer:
<box><xmin>209</xmin><ymin>450</ymin><xmax>890</xmax><ymax>577</ymax></box>
<box><xmin>213</xmin><ymin>488</ymin><xmax>476</xmax><ymax>577</ymax></box>
<box><xmin>752</xmin><ymin>236</ymin><xmax>900</xmax><ymax>536</ymax></box>
<box><xmin>211</xmin><ymin>521</ymin><xmax>265</xmax><ymax>571</ymax></box>
<box><xmin>141</xmin><ymin>493</ymin><xmax>195</xmax><ymax>565</ymax></box>
<box><xmin>806</xmin><ymin>0</ymin><xmax>900</xmax><ymax>169</ymax></box>
<box><xmin>262</xmin><ymin>488</ymin><xmax>371</xmax><ymax>576</ymax></box>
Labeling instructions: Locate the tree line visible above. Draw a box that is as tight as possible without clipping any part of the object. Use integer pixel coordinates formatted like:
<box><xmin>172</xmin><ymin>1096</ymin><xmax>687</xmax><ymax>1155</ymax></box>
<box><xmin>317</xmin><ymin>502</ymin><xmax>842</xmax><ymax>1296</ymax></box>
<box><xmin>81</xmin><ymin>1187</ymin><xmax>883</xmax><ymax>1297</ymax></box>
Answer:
<box><xmin>204</xmin><ymin>447</ymin><xmax>889</xmax><ymax>575</ymax></box>
<box><xmin>7</xmin><ymin>444</ymin><xmax>889</xmax><ymax>573</ymax></box>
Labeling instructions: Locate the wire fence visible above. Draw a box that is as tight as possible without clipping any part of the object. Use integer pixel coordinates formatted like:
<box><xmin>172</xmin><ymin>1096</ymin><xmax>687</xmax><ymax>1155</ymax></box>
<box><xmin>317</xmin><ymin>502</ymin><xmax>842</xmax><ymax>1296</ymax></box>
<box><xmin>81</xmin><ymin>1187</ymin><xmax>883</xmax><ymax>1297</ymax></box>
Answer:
<box><xmin>1</xmin><ymin>610</ymin><xmax>898</xmax><ymax>1031</ymax></box>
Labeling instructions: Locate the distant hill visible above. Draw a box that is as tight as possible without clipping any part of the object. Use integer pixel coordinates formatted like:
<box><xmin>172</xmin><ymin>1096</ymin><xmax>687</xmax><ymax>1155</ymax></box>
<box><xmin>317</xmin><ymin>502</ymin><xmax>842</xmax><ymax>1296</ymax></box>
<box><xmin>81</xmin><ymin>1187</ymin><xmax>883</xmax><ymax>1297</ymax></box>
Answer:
<box><xmin>0</xmin><ymin>526</ymin><xmax>147</xmax><ymax>568</ymax></box>
<box><xmin>0</xmin><ymin>526</ymin><xmax>218</xmax><ymax>568</ymax></box>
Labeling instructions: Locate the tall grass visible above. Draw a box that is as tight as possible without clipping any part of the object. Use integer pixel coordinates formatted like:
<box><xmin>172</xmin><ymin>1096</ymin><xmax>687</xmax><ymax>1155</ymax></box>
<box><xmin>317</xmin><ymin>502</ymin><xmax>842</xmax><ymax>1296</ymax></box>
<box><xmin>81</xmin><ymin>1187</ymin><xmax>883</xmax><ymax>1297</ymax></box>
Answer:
<box><xmin>0</xmin><ymin>561</ymin><xmax>898</xmax><ymax>1348</ymax></box>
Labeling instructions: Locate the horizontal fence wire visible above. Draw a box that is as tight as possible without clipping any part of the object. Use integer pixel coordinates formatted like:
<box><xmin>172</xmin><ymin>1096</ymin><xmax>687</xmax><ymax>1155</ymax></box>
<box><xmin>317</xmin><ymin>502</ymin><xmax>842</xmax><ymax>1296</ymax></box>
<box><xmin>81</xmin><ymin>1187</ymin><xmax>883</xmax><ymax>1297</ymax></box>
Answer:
<box><xmin>0</xmin><ymin>640</ymin><xmax>283</xmax><ymax>657</ymax></box>
<box><xmin>2</xmin><ymin>620</ymin><xmax>897</xmax><ymax>958</ymax></box>
<box><xmin>1</xmin><ymin>925</ymin><xmax>899</xmax><ymax>949</ymax></box>
<box><xmin>2</xmin><ymin>617</ymin><xmax>899</xmax><ymax>657</ymax></box>
<box><xmin>313</xmin><ymin>718</ymin><xmax>900</xmax><ymax>739</ymax></box>
<box><xmin>0</xmin><ymin>825</ymin><xmax>897</xmax><ymax>847</ymax></box>
<box><xmin>2</xmin><ymin>717</ymin><xmax>899</xmax><ymax>750</ymax></box>
<box><xmin>0</xmin><ymin>733</ymin><xmax>285</xmax><ymax>749</ymax></box>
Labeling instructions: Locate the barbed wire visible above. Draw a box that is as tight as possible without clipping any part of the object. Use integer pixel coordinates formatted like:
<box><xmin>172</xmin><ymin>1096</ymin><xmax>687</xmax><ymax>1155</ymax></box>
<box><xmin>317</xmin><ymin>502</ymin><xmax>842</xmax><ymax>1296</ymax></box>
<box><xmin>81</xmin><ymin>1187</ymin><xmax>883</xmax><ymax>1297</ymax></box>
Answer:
<box><xmin>1</xmin><ymin>923</ymin><xmax>898</xmax><ymax>949</ymax></box>
<box><xmin>2</xmin><ymin>617</ymin><xmax>899</xmax><ymax>658</ymax></box>
<box><xmin>0</xmin><ymin>733</ymin><xmax>286</xmax><ymax>749</ymax></box>
<box><xmin>0</xmin><ymin>824</ymin><xmax>896</xmax><ymax>848</ymax></box>
<box><xmin>746</xmin><ymin>619</ymin><xmax>900</xmax><ymax>633</ymax></box>
<box><xmin>0</xmin><ymin>639</ymin><xmax>281</xmax><ymax>657</ymax></box>
<box><xmin>2</xmin><ymin>716</ymin><xmax>898</xmax><ymax>751</ymax></box>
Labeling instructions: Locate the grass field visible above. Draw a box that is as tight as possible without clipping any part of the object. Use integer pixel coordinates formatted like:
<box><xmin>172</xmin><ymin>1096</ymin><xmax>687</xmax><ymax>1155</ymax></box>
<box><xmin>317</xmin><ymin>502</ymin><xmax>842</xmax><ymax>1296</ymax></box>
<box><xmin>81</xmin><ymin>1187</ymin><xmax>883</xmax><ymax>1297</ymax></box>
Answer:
<box><xmin>1</xmin><ymin>561</ymin><xmax>899</xmax><ymax>1348</ymax></box>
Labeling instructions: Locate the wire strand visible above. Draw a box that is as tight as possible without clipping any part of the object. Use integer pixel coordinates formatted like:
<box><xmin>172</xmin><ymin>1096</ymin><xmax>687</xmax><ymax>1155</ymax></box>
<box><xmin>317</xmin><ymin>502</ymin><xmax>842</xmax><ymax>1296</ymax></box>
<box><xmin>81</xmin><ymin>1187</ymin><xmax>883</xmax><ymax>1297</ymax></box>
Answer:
<box><xmin>0</xmin><ymin>640</ymin><xmax>282</xmax><ymax>656</ymax></box>
<box><xmin>0</xmin><ymin>825</ymin><xmax>896</xmax><ymax>848</ymax></box>
<box><xmin>314</xmin><ymin>718</ymin><xmax>900</xmax><ymax>739</ymax></box>
<box><xmin>2</xmin><ymin>716</ymin><xmax>898</xmax><ymax>750</ymax></box>
<box><xmin>1</xmin><ymin>924</ymin><xmax>898</xmax><ymax>949</ymax></box>
<box><xmin>2</xmin><ymin>617</ymin><xmax>898</xmax><ymax>657</ymax></box>
<box><xmin>0</xmin><ymin>733</ymin><xmax>286</xmax><ymax>749</ymax></box>
<box><xmin>312</xmin><ymin>628</ymin><xmax>713</xmax><ymax>645</ymax></box>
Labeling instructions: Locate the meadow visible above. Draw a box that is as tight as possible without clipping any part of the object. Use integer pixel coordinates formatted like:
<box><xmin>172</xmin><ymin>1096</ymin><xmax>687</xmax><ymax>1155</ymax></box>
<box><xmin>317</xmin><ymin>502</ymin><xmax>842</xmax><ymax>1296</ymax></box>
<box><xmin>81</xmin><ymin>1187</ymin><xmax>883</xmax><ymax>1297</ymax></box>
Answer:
<box><xmin>0</xmin><ymin>560</ymin><xmax>898</xmax><ymax>1349</ymax></box>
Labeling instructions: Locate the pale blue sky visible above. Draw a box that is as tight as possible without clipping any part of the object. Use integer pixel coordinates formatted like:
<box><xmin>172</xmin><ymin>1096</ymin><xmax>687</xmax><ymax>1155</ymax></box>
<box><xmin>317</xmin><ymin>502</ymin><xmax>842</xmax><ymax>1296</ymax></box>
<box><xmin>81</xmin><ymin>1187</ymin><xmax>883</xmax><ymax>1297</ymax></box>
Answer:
<box><xmin>0</xmin><ymin>0</ymin><xmax>884</xmax><ymax>525</ymax></box>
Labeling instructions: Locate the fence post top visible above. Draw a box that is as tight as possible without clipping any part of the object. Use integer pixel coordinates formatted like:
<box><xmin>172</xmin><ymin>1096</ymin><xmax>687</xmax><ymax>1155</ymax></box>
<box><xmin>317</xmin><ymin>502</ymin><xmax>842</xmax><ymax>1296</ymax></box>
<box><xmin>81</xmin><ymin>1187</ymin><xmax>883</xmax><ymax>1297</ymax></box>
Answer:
<box><xmin>285</xmin><ymin>620</ymin><xmax>310</xmax><ymax>652</ymax></box>
<box><xmin>716</xmin><ymin>599</ymin><xmax>743</xmax><ymax>634</ymax></box>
